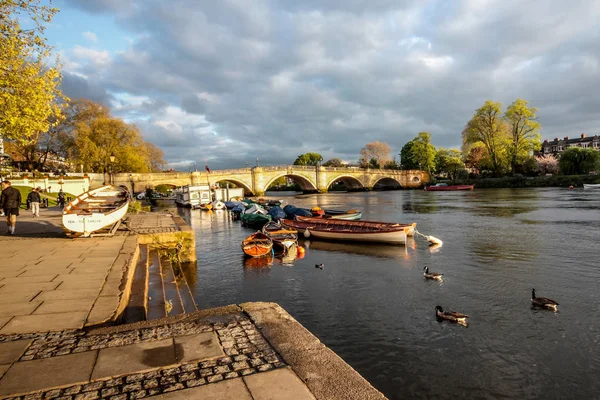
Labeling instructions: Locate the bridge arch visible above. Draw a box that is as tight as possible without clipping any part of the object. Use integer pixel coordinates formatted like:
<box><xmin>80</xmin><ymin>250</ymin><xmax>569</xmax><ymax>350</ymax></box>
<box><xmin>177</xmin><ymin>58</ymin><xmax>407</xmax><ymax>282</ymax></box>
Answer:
<box><xmin>325</xmin><ymin>175</ymin><xmax>366</xmax><ymax>191</ymax></box>
<box><xmin>209</xmin><ymin>178</ymin><xmax>253</xmax><ymax>195</ymax></box>
<box><xmin>263</xmin><ymin>173</ymin><xmax>317</xmax><ymax>193</ymax></box>
<box><xmin>372</xmin><ymin>177</ymin><xmax>403</xmax><ymax>190</ymax></box>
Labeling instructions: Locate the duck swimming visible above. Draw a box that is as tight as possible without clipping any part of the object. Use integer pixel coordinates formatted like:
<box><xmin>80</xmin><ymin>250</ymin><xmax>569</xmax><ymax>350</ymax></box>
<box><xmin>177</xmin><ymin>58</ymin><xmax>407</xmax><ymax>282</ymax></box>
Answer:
<box><xmin>531</xmin><ymin>289</ymin><xmax>558</xmax><ymax>311</ymax></box>
<box><xmin>423</xmin><ymin>266</ymin><xmax>443</xmax><ymax>281</ymax></box>
<box><xmin>315</xmin><ymin>263</ymin><xmax>324</xmax><ymax>270</ymax></box>
<box><xmin>435</xmin><ymin>306</ymin><xmax>469</xmax><ymax>326</ymax></box>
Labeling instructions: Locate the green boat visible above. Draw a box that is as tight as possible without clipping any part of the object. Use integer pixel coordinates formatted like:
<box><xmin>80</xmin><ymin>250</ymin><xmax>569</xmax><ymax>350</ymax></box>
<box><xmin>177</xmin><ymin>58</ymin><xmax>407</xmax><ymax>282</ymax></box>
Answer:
<box><xmin>241</xmin><ymin>213</ymin><xmax>271</xmax><ymax>230</ymax></box>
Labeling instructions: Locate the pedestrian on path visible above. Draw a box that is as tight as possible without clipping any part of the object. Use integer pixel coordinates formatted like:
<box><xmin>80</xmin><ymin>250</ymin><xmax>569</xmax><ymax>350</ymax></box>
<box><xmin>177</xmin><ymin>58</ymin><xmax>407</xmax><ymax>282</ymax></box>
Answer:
<box><xmin>27</xmin><ymin>187</ymin><xmax>41</xmax><ymax>217</ymax></box>
<box><xmin>58</xmin><ymin>189</ymin><xmax>66</xmax><ymax>210</ymax></box>
<box><xmin>1</xmin><ymin>180</ymin><xmax>22</xmax><ymax>235</ymax></box>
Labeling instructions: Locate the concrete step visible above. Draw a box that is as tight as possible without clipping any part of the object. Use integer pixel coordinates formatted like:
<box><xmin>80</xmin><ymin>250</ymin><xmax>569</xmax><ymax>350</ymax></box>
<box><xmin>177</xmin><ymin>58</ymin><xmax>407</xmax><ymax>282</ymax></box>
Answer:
<box><xmin>160</xmin><ymin>257</ymin><xmax>185</xmax><ymax>317</ymax></box>
<box><xmin>146</xmin><ymin>249</ymin><xmax>167</xmax><ymax>320</ymax></box>
<box><xmin>119</xmin><ymin>245</ymin><xmax>149</xmax><ymax>324</ymax></box>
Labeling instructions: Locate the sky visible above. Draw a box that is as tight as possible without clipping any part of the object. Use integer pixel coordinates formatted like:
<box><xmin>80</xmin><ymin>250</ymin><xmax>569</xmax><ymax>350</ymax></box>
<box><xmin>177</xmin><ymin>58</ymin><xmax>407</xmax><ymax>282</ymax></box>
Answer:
<box><xmin>45</xmin><ymin>0</ymin><xmax>600</xmax><ymax>170</ymax></box>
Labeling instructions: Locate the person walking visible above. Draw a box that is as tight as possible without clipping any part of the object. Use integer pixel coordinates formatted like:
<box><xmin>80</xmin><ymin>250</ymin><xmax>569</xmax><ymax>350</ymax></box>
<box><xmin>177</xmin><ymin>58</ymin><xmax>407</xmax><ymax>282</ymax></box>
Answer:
<box><xmin>27</xmin><ymin>187</ymin><xmax>41</xmax><ymax>217</ymax></box>
<box><xmin>1</xmin><ymin>180</ymin><xmax>22</xmax><ymax>235</ymax></box>
<box><xmin>57</xmin><ymin>189</ymin><xmax>66</xmax><ymax>210</ymax></box>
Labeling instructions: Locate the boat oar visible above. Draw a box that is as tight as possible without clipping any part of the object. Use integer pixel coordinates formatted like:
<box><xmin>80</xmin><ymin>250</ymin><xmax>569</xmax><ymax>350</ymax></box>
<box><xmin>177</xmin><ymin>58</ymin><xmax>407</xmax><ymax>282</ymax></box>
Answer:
<box><xmin>414</xmin><ymin>229</ymin><xmax>443</xmax><ymax>246</ymax></box>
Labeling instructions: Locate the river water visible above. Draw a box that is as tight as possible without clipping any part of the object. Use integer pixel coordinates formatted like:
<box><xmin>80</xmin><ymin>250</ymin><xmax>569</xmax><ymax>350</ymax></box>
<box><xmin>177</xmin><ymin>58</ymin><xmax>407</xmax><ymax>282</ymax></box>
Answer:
<box><xmin>175</xmin><ymin>188</ymin><xmax>600</xmax><ymax>399</ymax></box>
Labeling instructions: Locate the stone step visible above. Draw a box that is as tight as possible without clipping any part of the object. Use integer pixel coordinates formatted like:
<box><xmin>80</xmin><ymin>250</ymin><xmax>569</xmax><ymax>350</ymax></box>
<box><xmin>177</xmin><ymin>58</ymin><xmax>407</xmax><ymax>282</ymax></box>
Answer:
<box><xmin>160</xmin><ymin>257</ymin><xmax>185</xmax><ymax>317</ymax></box>
<box><xmin>146</xmin><ymin>249</ymin><xmax>167</xmax><ymax>320</ymax></box>
<box><xmin>119</xmin><ymin>245</ymin><xmax>149</xmax><ymax>324</ymax></box>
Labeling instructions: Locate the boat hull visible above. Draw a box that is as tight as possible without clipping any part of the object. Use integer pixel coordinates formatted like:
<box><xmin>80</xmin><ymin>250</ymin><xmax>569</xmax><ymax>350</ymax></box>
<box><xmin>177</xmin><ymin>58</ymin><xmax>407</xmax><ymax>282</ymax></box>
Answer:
<box><xmin>425</xmin><ymin>184</ymin><xmax>475</xmax><ymax>191</ymax></box>
<box><xmin>296</xmin><ymin>216</ymin><xmax>416</xmax><ymax>237</ymax></box>
<box><xmin>306</xmin><ymin>228</ymin><xmax>407</xmax><ymax>244</ymax></box>
<box><xmin>583</xmin><ymin>184</ymin><xmax>600</xmax><ymax>189</ymax></box>
<box><xmin>62</xmin><ymin>185</ymin><xmax>129</xmax><ymax>237</ymax></box>
<box><xmin>241</xmin><ymin>232</ymin><xmax>273</xmax><ymax>257</ymax></box>
<box><xmin>327</xmin><ymin>211</ymin><xmax>362</xmax><ymax>220</ymax></box>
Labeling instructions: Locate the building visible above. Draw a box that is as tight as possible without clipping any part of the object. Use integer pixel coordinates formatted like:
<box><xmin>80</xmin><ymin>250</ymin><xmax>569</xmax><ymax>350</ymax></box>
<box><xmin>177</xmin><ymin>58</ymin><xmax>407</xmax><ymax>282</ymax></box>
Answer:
<box><xmin>541</xmin><ymin>133</ymin><xmax>600</xmax><ymax>156</ymax></box>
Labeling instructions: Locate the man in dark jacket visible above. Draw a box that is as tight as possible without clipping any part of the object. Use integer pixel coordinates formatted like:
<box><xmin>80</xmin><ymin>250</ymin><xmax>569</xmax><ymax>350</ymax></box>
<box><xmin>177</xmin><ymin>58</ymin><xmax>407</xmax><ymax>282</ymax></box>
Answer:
<box><xmin>27</xmin><ymin>187</ymin><xmax>41</xmax><ymax>217</ymax></box>
<box><xmin>1</xmin><ymin>180</ymin><xmax>22</xmax><ymax>235</ymax></box>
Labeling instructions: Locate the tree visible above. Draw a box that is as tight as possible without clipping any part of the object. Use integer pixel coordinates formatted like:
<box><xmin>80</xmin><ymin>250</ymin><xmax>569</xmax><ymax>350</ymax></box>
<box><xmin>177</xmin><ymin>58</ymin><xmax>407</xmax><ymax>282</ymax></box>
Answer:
<box><xmin>435</xmin><ymin>148</ymin><xmax>464</xmax><ymax>180</ymax></box>
<box><xmin>1</xmin><ymin>0</ymin><xmax>66</xmax><ymax>144</ymax></box>
<box><xmin>505</xmin><ymin>99</ymin><xmax>542</xmax><ymax>175</ymax></box>
<box><xmin>322</xmin><ymin>158</ymin><xmax>343</xmax><ymax>167</ymax></box>
<box><xmin>410</xmin><ymin>132</ymin><xmax>436</xmax><ymax>173</ymax></box>
<box><xmin>463</xmin><ymin>100</ymin><xmax>510</xmax><ymax>176</ymax></box>
<box><xmin>145</xmin><ymin>142</ymin><xmax>166</xmax><ymax>172</ymax></box>
<box><xmin>558</xmin><ymin>147</ymin><xmax>600</xmax><ymax>175</ymax></box>
<box><xmin>360</xmin><ymin>141</ymin><xmax>391</xmax><ymax>168</ymax></box>
<box><xmin>463</xmin><ymin>144</ymin><xmax>486</xmax><ymax>174</ymax></box>
<box><xmin>293</xmin><ymin>152</ymin><xmax>323</xmax><ymax>166</ymax></box>
<box><xmin>400</xmin><ymin>140</ymin><xmax>418</xmax><ymax>169</ymax></box>
<box><xmin>535</xmin><ymin>154</ymin><xmax>558</xmax><ymax>175</ymax></box>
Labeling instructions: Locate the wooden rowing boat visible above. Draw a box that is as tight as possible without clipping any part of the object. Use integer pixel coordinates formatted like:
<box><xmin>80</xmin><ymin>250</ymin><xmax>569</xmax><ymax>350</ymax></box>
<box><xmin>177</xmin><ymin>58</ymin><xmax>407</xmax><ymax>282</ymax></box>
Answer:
<box><xmin>424</xmin><ymin>183</ymin><xmax>475</xmax><ymax>191</ymax></box>
<box><xmin>322</xmin><ymin>209</ymin><xmax>362</xmax><ymax>220</ymax></box>
<box><xmin>241</xmin><ymin>232</ymin><xmax>273</xmax><ymax>257</ymax></box>
<box><xmin>62</xmin><ymin>185</ymin><xmax>129</xmax><ymax>237</ymax></box>
<box><xmin>262</xmin><ymin>221</ymin><xmax>298</xmax><ymax>255</ymax></box>
<box><xmin>282</xmin><ymin>217</ymin><xmax>415</xmax><ymax>245</ymax></box>
<box><xmin>296</xmin><ymin>216</ymin><xmax>416</xmax><ymax>236</ymax></box>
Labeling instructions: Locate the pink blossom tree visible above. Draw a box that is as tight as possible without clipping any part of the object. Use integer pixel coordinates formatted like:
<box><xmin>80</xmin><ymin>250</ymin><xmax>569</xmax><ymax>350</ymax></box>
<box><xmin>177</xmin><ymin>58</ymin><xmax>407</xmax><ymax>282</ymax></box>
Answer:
<box><xmin>535</xmin><ymin>154</ymin><xmax>558</xmax><ymax>175</ymax></box>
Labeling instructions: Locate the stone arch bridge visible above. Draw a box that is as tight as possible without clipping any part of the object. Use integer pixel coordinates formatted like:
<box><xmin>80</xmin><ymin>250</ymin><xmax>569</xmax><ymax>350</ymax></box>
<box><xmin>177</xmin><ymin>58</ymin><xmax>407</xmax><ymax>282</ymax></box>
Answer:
<box><xmin>113</xmin><ymin>166</ymin><xmax>430</xmax><ymax>196</ymax></box>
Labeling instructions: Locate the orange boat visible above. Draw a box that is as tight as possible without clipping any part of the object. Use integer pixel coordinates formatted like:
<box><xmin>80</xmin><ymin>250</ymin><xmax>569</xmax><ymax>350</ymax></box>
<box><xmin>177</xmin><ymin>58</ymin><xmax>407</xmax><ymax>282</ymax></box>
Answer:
<box><xmin>241</xmin><ymin>232</ymin><xmax>273</xmax><ymax>257</ymax></box>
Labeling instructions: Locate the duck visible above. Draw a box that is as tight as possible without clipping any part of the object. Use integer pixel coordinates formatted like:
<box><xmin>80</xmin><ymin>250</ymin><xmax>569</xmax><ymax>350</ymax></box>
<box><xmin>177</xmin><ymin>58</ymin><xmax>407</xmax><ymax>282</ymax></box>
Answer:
<box><xmin>423</xmin><ymin>266</ymin><xmax>443</xmax><ymax>281</ymax></box>
<box><xmin>531</xmin><ymin>289</ymin><xmax>559</xmax><ymax>311</ymax></box>
<box><xmin>435</xmin><ymin>306</ymin><xmax>469</xmax><ymax>326</ymax></box>
<box><xmin>315</xmin><ymin>263</ymin><xmax>324</xmax><ymax>270</ymax></box>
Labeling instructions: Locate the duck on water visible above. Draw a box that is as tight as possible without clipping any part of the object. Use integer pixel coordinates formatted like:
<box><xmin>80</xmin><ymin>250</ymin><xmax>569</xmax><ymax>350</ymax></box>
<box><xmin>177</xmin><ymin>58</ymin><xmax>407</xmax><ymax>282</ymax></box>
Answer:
<box><xmin>423</xmin><ymin>266</ymin><xmax>443</xmax><ymax>281</ymax></box>
<box><xmin>531</xmin><ymin>289</ymin><xmax>559</xmax><ymax>311</ymax></box>
<box><xmin>435</xmin><ymin>306</ymin><xmax>469</xmax><ymax>326</ymax></box>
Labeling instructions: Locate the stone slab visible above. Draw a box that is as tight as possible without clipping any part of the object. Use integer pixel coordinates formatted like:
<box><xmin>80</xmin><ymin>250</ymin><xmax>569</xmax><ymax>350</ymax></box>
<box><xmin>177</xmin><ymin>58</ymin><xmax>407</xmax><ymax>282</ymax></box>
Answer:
<box><xmin>35</xmin><ymin>289</ymin><xmax>100</xmax><ymax>301</ymax></box>
<box><xmin>243</xmin><ymin>367</ymin><xmax>315</xmax><ymax>400</ymax></box>
<box><xmin>33</xmin><ymin>299</ymin><xmax>95</xmax><ymax>315</ymax></box>
<box><xmin>0</xmin><ymin>317</ymin><xmax>11</xmax><ymax>330</ymax></box>
<box><xmin>91</xmin><ymin>338</ymin><xmax>175</xmax><ymax>380</ymax></box>
<box><xmin>0</xmin><ymin>292</ymin><xmax>39</xmax><ymax>304</ymax></box>
<box><xmin>0</xmin><ymin>275</ymin><xmax>58</xmax><ymax>284</ymax></box>
<box><xmin>54</xmin><ymin>279</ymin><xmax>104</xmax><ymax>290</ymax></box>
<box><xmin>86</xmin><ymin>295</ymin><xmax>120</xmax><ymax>325</ymax></box>
<box><xmin>0</xmin><ymin>351</ymin><xmax>98</xmax><ymax>396</ymax></box>
<box><xmin>0</xmin><ymin>365</ymin><xmax>9</xmax><ymax>380</ymax></box>
<box><xmin>0</xmin><ymin>282</ymin><xmax>61</xmax><ymax>293</ymax></box>
<box><xmin>0</xmin><ymin>340</ymin><xmax>31</xmax><ymax>365</ymax></box>
<box><xmin>151</xmin><ymin>378</ymin><xmax>253</xmax><ymax>400</ymax></box>
<box><xmin>174</xmin><ymin>332</ymin><xmax>224</xmax><ymax>363</ymax></box>
<box><xmin>0</xmin><ymin>302</ymin><xmax>41</xmax><ymax>318</ymax></box>
<box><xmin>17</xmin><ymin>268</ymin><xmax>73</xmax><ymax>277</ymax></box>
<box><xmin>0</xmin><ymin>311</ymin><xmax>87</xmax><ymax>334</ymax></box>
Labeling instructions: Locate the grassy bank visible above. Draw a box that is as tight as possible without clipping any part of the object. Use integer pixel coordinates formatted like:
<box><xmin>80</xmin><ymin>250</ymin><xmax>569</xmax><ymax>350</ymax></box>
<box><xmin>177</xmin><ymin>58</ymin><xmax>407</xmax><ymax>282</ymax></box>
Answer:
<box><xmin>13</xmin><ymin>186</ymin><xmax>75</xmax><ymax>208</ymax></box>
<box><xmin>448</xmin><ymin>174</ymin><xmax>600</xmax><ymax>189</ymax></box>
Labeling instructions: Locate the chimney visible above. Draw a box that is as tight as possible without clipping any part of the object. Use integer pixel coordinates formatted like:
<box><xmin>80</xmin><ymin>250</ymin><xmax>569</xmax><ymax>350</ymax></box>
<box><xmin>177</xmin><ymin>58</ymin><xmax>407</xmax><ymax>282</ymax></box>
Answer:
<box><xmin>554</xmin><ymin>137</ymin><xmax>558</xmax><ymax>141</ymax></box>
<box><xmin>564</xmin><ymin>136</ymin><xmax>569</xmax><ymax>140</ymax></box>
<box><xmin>581</xmin><ymin>133</ymin><xmax>586</xmax><ymax>139</ymax></box>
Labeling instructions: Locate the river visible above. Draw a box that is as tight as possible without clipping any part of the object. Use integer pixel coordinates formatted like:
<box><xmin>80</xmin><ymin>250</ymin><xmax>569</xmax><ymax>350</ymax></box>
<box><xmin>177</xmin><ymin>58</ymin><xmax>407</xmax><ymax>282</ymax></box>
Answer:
<box><xmin>174</xmin><ymin>188</ymin><xmax>600</xmax><ymax>399</ymax></box>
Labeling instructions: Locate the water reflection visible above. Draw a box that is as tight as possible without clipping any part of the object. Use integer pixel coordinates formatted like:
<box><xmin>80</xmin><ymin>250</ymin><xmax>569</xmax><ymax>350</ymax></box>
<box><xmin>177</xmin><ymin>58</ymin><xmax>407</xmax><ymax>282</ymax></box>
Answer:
<box><xmin>243</xmin><ymin>254</ymin><xmax>274</xmax><ymax>268</ymax></box>
<box><xmin>305</xmin><ymin>239</ymin><xmax>409</xmax><ymax>260</ymax></box>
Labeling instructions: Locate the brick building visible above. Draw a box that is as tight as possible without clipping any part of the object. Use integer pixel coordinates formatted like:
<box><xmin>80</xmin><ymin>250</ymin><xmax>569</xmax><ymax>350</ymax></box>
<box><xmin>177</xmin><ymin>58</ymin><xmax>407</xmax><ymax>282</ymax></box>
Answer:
<box><xmin>541</xmin><ymin>133</ymin><xmax>600</xmax><ymax>156</ymax></box>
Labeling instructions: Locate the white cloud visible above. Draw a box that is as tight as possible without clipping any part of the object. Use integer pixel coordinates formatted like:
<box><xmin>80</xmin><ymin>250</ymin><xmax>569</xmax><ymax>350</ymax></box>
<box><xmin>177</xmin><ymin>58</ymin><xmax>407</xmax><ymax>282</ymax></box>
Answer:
<box><xmin>82</xmin><ymin>31</ymin><xmax>97</xmax><ymax>42</ymax></box>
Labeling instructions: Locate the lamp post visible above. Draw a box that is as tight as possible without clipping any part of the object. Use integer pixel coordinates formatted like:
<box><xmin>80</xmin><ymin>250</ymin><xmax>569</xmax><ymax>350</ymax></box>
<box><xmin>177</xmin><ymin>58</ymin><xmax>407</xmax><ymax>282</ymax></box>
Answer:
<box><xmin>58</xmin><ymin>177</ymin><xmax>64</xmax><ymax>192</ymax></box>
<box><xmin>109</xmin><ymin>154</ymin><xmax>115</xmax><ymax>185</ymax></box>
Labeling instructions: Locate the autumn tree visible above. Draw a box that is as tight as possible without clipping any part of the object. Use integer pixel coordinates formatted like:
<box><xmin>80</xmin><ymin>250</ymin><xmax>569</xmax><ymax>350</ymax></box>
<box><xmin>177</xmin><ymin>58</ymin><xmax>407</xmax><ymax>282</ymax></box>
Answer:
<box><xmin>293</xmin><ymin>152</ymin><xmax>323</xmax><ymax>166</ymax></box>
<box><xmin>505</xmin><ymin>99</ymin><xmax>542</xmax><ymax>175</ymax></box>
<box><xmin>1</xmin><ymin>0</ymin><xmax>66</xmax><ymax>144</ymax></box>
<box><xmin>360</xmin><ymin>141</ymin><xmax>391</xmax><ymax>168</ymax></box>
<box><xmin>322</xmin><ymin>158</ymin><xmax>344</xmax><ymax>167</ymax></box>
<box><xmin>435</xmin><ymin>148</ymin><xmax>463</xmax><ymax>180</ymax></box>
<box><xmin>463</xmin><ymin>101</ymin><xmax>510</xmax><ymax>176</ymax></box>
<box><xmin>462</xmin><ymin>144</ymin><xmax>486</xmax><ymax>174</ymax></box>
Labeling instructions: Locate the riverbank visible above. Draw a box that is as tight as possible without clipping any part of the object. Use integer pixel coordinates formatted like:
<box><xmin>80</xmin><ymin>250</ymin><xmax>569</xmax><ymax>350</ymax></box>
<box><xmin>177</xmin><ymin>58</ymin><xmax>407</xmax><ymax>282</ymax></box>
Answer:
<box><xmin>0</xmin><ymin>209</ymin><xmax>386</xmax><ymax>399</ymax></box>
<box><xmin>447</xmin><ymin>174</ymin><xmax>600</xmax><ymax>188</ymax></box>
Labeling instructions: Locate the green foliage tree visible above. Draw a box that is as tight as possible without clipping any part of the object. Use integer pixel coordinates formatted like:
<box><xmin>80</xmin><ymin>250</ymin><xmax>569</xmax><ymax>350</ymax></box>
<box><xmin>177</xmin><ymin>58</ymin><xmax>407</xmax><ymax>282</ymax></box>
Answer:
<box><xmin>463</xmin><ymin>100</ymin><xmax>510</xmax><ymax>176</ymax></box>
<box><xmin>435</xmin><ymin>148</ymin><xmax>463</xmax><ymax>180</ymax></box>
<box><xmin>400</xmin><ymin>140</ymin><xmax>418</xmax><ymax>169</ymax></box>
<box><xmin>558</xmin><ymin>147</ymin><xmax>600</xmax><ymax>175</ymax></box>
<box><xmin>360</xmin><ymin>141</ymin><xmax>391</xmax><ymax>168</ymax></box>
<box><xmin>322</xmin><ymin>158</ymin><xmax>343</xmax><ymax>167</ymax></box>
<box><xmin>410</xmin><ymin>132</ymin><xmax>437</xmax><ymax>173</ymax></box>
<box><xmin>504</xmin><ymin>99</ymin><xmax>542</xmax><ymax>175</ymax></box>
<box><xmin>1</xmin><ymin>0</ymin><xmax>66</xmax><ymax>144</ymax></box>
<box><xmin>293</xmin><ymin>152</ymin><xmax>323</xmax><ymax>166</ymax></box>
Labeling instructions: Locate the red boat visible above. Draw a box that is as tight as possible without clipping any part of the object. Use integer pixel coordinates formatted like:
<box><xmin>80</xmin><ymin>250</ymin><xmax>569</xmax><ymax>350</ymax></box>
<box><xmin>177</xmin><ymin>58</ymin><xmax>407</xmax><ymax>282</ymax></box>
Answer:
<box><xmin>424</xmin><ymin>183</ymin><xmax>475</xmax><ymax>191</ymax></box>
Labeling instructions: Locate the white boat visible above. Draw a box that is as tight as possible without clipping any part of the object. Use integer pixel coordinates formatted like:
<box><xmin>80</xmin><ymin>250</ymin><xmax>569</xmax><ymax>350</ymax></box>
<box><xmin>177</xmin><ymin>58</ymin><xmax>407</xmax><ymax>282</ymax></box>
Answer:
<box><xmin>63</xmin><ymin>185</ymin><xmax>129</xmax><ymax>237</ymax></box>
<box><xmin>583</xmin><ymin>183</ymin><xmax>600</xmax><ymax>189</ymax></box>
<box><xmin>211</xmin><ymin>200</ymin><xmax>226</xmax><ymax>210</ymax></box>
<box><xmin>175</xmin><ymin>185</ymin><xmax>211</xmax><ymax>208</ymax></box>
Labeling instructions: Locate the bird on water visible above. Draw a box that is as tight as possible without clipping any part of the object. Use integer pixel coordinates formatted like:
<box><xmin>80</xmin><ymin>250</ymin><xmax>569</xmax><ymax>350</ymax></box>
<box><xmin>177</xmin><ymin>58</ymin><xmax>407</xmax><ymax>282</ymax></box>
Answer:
<box><xmin>531</xmin><ymin>289</ymin><xmax>559</xmax><ymax>311</ymax></box>
<box><xmin>315</xmin><ymin>263</ymin><xmax>324</xmax><ymax>269</ymax></box>
<box><xmin>423</xmin><ymin>266</ymin><xmax>443</xmax><ymax>281</ymax></box>
<box><xmin>435</xmin><ymin>306</ymin><xmax>469</xmax><ymax>326</ymax></box>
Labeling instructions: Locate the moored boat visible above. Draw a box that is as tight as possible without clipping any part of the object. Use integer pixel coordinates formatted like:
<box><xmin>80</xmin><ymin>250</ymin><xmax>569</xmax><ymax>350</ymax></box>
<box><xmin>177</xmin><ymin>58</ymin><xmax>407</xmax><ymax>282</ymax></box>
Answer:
<box><xmin>583</xmin><ymin>183</ymin><xmax>600</xmax><ymax>189</ymax></box>
<box><xmin>323</xmin><ymin>209</ymin><xmax>362</xmax><ymax>220</ymax></box>
<box><xmin>241</xmin><ymin>213</ymin><xmax>271</xmax><ymax>230</ymax></box>
<box><xmin>199</xmin><ymin>203</ymin><xmax>213</xmax><ymax>211</ymax></box>
<box><xmin>424</xmin><ymin>183</ymin><xmax>475</xmax><ymax>191</ymax></box>
<box><xmin>282</xmin><ymin>217</ymin><xmax>414</xmax><ymax>245</ymax></box>
<box><xmin>211</xmin><ymin>200</ymin><xmax>226</xmax><ymax>210</ymax></box>
<box><xmin>241</xmin><ymin>232</ymin><xmax>273</xmax><ymax>257</ymax></box>
<box><xmin>296</xmin><ymin>216</ymin><xmax>416</xmax><ymax>236</ymax></box>
<box><xmin>262</xmin><ymin>221</ymin><xmax>298</xmax><ymax>256</ymax></box>
<box><xmin>62</xmin><ymin>185</ymin><xmax>129</xmax><ymax>237</ymax></box>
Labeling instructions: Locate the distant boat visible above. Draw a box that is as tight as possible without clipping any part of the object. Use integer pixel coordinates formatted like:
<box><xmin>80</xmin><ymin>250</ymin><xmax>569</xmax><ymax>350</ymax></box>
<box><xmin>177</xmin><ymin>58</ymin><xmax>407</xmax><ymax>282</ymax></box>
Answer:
<box><xmin>199</xmin><ymin>203</ymin><xmax>213</xmax><ymax>211</ymax></box>
<box><xmin>322</xmin><ymin>209</ymin><xmax>362</xmax><ymax>220</ymax></box>
<box><xmin>583</xmin><ymin>183</ymin><xmax>600</xmax><ymax>189</ymax></box>
<box><xmin>211</xmin><ymin>200</ymin><xmax>226</xmax><ymax>210</ymax></box>
<box><xmin>424</xmin><ymin>183</ymin><xmax>475</xmax><ymax>191</ymax></box>
<box><xmin>241</xmin><ymin>232</ymin><xmax>273</xmax><ymax>258</ymax></box>
<box><xmin>62</xmin><ymin>185</ymin><xmax>129</xmax><ymax>237</ymax></box>
<box><xmin>282</xmin><ymin>217</ymin><xmax>415</xmax><ymax>245</ymax></box>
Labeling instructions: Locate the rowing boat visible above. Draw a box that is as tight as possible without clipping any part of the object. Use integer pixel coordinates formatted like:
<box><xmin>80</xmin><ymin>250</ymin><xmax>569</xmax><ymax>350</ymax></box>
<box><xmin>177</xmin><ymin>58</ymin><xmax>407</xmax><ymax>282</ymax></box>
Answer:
<box><xmin>323</xmin><ymin>209</ymin><xmax>362</xmax><ymax>220</ymax></box>
<box><xmin>62</xmin><ymin>185</ymin><xmax>129</xmax><ymax>237</ymax></box>
<box><xmin>282</xmin><ymin>217</ymin><xmax>415</xmax><ymax>245</ymax></box>
<box><xmin>424</xmin><ymin>183</ymin><xmax>475</xmax><ymax>191</ymax></box>
<box><xmin>583</xmin><ymin>183</ymin><xmax>600</xmax><ymax>189</ymax></box>
<box><xmin>262</xmin><ymin>221</ymin><xmax>298</xmax><ymax>255</ymax></box>
<box><xmin>241</xmin><ymin>232</ymin><xmax>273</xmax><ymax>257</ymax></box>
